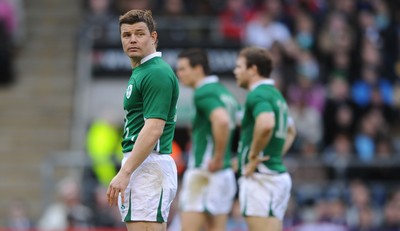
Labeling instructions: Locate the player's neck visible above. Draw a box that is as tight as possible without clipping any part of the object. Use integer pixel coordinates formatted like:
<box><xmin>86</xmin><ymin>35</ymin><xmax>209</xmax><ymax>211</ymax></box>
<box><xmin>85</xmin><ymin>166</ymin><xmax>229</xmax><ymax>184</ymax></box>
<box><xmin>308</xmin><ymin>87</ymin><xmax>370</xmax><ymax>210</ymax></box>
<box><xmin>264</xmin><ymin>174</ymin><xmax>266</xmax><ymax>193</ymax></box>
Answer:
<box><xmin>130</xmin><ymin>58</ymin><xmax>140</xmax><ymax>68</ymax></box>
<box><xmin>193</xmin><ymin>74</ymin><xmax>207</xmax><ymax>89</ymax></box>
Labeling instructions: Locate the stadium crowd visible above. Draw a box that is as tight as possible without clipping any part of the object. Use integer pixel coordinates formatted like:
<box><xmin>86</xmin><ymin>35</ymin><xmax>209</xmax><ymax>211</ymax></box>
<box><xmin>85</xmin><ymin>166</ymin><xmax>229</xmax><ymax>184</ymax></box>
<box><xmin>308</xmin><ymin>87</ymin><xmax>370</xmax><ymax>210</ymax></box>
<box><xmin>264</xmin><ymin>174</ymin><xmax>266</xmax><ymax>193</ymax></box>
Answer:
<box><xmin>7</xmin><ymin>0</ymin><xmax>400</xmax><ymax>231</ymax></box>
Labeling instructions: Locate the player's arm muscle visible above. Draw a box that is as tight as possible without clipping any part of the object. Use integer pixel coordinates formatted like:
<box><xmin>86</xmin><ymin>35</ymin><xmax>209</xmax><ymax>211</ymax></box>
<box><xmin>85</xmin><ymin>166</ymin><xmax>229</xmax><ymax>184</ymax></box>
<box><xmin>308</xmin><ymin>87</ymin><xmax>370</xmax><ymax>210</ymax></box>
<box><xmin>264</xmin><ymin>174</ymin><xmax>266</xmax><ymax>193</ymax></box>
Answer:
<box><xmin>120</xmin><ymin>118</ymin><xmax>166</xmax><ymax>175</ymax></box>
<box><xmin>283</xmin><ymin>123</ymin><xmax>296</xmax><ymax>155</ymax></box>
<box><xmin>210</xmin><ymin>108</ymin><xmax>230</xmax><ymax>162</ymax></box>
<box><xmin>248</xmin><ymin>112</ymin><xmax>275</xmax><ymax>160</ymax></box>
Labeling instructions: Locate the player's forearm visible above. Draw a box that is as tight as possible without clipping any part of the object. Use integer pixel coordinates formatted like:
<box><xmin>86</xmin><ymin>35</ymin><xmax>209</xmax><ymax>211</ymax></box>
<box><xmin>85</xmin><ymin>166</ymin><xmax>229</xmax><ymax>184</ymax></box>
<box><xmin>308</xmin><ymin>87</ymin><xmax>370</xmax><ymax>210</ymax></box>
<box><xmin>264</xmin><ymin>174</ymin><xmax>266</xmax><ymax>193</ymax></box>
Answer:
<box><xmin>249</xmin><ymin>127</ymin><xmax>273</xmax><ymax>160</ymax></box>
<box><xmin>121</xmin><ymin>119</ymin><xmax>165</xmax><ymax>175</ymax></box>
<box><xmin>211</xmin><ymin>119</ymin><xmax>230</xmax><ymax>160</ymax></box>
<box><xmin>248</xmin><ymin>113</ymin><xmax>274</xmax><ymax>160</ymax></box>
<box><xmin>282</xmin><ymin>124</ymin><xmax>296</xmax><ymax>155</ymax></box>
<box><xmin>210</xmin><ymin>108</ymin><xmax>231</xmax><ymax>160</ymax></box>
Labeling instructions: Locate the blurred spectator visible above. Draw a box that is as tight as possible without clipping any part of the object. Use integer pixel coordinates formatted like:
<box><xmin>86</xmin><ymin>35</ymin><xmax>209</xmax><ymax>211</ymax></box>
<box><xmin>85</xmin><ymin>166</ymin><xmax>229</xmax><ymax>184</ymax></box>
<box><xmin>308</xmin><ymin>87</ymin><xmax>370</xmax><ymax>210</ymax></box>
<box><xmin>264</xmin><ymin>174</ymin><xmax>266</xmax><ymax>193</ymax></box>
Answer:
<box><xmin>287</xmin><ymin>50</ymin><xmax>325</xmax><ymax>114</ymax></box>
<box><xmin>85</xmin><ymin>110</ymin><xmax>122</xmax><ymax>186</ymax></box>
<box><xmin>296</xmin><ymin>50</ymin><xmax>320</xmax><ymax>85</ymax></box>
<box><xmin>351</xmin><ymin>66</ymin><xmax>393</xmax><ymax>110</ymax></box>
<box><xmin>243</xmin><ymin>8</ymin><xmax>297</xmax><ymax>56</ymax></box>
<box><xmin>6</xmin><ymin>198</ymin><xmax>34</xmax><ymax>230</ymax></box>
<box><xmin>293</xmin><ymin>11</ymin><xmax>315</xmax><ymax>51</ymax></box>
<box><xmin>159</xmin><ymin>0</ymin><xmax>184</xmax><ymax>16</ymax></box>
<box><xmin>322</xmin><ymin>133</ymin><xmax>353</xmax><ymax>169</ymax></box>
<box><xmin>375</xmin><ymin>135</ymin><xmax>395</xmax><ymax>160</ymax></box>
<box><xmin>79</xmin><ymin>0</ymin><xmax>119</xmax><ymax>44</ymax></box>
<box><xmin>379</xmin><ymin>2</ymin><xmax>399</xmax><ymax>81</ymax></box>
<box><xmin>357</xmin><ymin>6</ymin><xmax>381</xmax><ymax>47</ymax></box>
<box><xmin>328</xmin><ymin>197</ymin><xmax>348</xmax><ymax>226</ymax></box>
<box><xmin>298</xmin><ymin>139</ymin><xmax>319</xmax><ymax>160</ymax></box>
<box><xmin>269</xmin><ymin>42</ymin><xmax>296</xmax><ymax>92</ymax></box>
<box><xmin>368</xmin><ymin>86</ymin><xmax>397</xmax><ymax>124</ymax></box>
<box><xmin>354</xmin><ymin>114</ymin><xmax>378</xmax><ymax>162</ymax></box>
<box><xmin>328</xmin><ymin>51</ymin><xmax>353</xmax><ymax>81</ymax></box>
<box><xmin>381</xmin><ymin>188</ymin><xmax>400</xmax><ymax>230</ymax></box>
<box><xmin>323</xmin><ymin>75</ymin><xmax>357</xmax><ymax>146</ymax></box>
<box><xmin>346</xmin><ymin>180</ymin><xmax>382</xmax><ymax>228</ymax></box>
<box><xmin>349</xmin><ymin>206</ymin><xmax>380</xmax><ymax>231</ymax></box>
<box><xmin>317</xmin><ymin>12</ymin><xmax>355</xmax><ymax>65</ymax></box>
<box><xmin>82</xmin><ymin>110</ymin><xmax>123</xmax><ymax>208</ymax></box>
<box><xmin>332</xmin><ymin>0</ymin><xmax>357</xmax><ymax>24</ymax></box>
<box><xmin>288</xmin><ymin>197</ymin><xmax>349</xmax><ymax>231</ymax></box>
<box><xmin>37</xmin><ymin>177</ymin><xmax>93</xmax><ymax>230</ymax></box>
<box><xmin>257</xmin><ymin>0</ymin><xmax>297</xmax><ymax>31</ymax></box>
<box><xmin>359</xmin><ymin>39</ymin><xmax>381</xmax><ymax>71</ymax></box>
<box><xmin>288</xmin><ymin>90</ymin><xmax>323</xmax><ymax>150</ymax></box>
<box><xmin>115</xmin><ymin>0</ymin><xmax>152</xmax><ymax>14</ymax></box>
<box><xmin>218</xmin><ymin>0</ymin><xmax>255</xmax><ymax>44</ymax></box>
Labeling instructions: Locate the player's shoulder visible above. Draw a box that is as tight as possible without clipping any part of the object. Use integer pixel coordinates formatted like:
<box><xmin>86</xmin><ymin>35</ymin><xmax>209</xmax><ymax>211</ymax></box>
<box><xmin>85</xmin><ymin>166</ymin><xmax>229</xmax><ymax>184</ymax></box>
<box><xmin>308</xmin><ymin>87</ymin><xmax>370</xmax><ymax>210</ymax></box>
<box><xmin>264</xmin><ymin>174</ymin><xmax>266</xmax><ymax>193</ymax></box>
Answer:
<box><xmin>247</xmin><ymin>87</ymin><xmax>274</xmax><ymax>104</ymax></box>
<box><xmin>195</xmin><ymin>82</ymin><xmax>221</xmax><ymax>99</ymax></box>
<box><xmin>141</xmin><ymin>60</ymin><xmax>176</xmax><ymax>81</ymax></box>
<box><xmin>148</xmin><ymin>58</ymin><xmax>174</xmax><ymax>74</ymax></box>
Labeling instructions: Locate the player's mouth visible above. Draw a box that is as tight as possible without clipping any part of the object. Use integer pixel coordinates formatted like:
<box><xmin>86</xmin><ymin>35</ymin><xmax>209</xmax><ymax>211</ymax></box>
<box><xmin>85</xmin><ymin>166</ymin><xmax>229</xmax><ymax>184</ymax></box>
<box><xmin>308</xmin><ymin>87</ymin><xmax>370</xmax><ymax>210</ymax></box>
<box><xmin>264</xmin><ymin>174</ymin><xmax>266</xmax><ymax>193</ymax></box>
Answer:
<box><xmin>128</xmin><ymin>47</ymin><xmax>139</xmax><ymax>52</ymax></box>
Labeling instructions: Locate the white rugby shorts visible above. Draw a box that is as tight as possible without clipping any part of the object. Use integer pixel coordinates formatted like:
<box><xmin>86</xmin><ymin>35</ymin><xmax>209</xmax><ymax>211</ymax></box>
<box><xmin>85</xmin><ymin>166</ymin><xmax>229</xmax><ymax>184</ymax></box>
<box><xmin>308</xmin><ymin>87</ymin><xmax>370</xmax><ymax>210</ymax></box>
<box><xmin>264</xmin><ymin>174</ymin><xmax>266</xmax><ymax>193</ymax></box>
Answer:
<box><xmin>118</xmin><ymin>152</ymin><xmax>178</xmax><ymax>222</ymax></box>
<box><xmin>239</xmin><ymin>172</ymin><xmax>291</xmax><ymax>220</ymax></box>
<box><xmin>179</xmin><ymin>168</ymin><xmax>237</xmax><ymax>215</ymax></box>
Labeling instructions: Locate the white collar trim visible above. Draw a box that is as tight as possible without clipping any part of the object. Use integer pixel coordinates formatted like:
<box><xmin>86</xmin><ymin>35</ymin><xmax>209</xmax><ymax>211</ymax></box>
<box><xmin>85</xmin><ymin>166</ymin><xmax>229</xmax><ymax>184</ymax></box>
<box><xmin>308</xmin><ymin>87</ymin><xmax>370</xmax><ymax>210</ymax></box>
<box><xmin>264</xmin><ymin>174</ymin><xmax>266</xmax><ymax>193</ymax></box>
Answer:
<box><xmin>250</xmin><ymin>79</ymin><xmax>275</xmax><ymax>91</ymax></box>
<box><xmin>197</xmin><ymin>75</ymin><xmax>219</xmax><ymax>88</ymax></box>
<box><xmin>140</xmin><ymin>52</ymin><xmax>162</xmax><ymax>64</ymax></box>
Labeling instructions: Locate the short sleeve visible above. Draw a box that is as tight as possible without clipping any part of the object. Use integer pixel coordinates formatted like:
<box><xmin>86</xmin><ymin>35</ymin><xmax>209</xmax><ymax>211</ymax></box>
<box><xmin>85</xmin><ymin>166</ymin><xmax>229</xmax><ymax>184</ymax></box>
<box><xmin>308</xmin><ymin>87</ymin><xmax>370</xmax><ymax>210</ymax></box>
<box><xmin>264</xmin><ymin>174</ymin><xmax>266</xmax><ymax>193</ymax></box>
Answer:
<box><xmin>141</xmin><ymin>73</ymin><xmax>174</xmax><ymax>120</ymax></box>
<box><xmin>251</xmin><ymin>95</ymin><xmax>273</xmax><ymax>118</ymax></box>
<box><xmin>196</xmin><ymin>94</ymin><xmax>224</xmax><ymax>118</ymax></box>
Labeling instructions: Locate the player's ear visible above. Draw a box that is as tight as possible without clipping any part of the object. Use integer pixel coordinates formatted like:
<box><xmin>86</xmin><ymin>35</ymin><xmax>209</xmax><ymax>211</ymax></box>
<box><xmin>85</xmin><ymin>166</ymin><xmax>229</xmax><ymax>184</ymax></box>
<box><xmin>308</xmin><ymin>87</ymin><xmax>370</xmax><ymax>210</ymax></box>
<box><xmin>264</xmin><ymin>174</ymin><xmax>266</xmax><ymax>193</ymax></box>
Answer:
<box><xmin>249</xmin><ymin>64</ymin><xmax>258</xmax><ymax>76</ymax></box>
<box><xmin>151</xmin><ymin>31</ymin><xmax>158</xmax><ymax>46</ymax></box>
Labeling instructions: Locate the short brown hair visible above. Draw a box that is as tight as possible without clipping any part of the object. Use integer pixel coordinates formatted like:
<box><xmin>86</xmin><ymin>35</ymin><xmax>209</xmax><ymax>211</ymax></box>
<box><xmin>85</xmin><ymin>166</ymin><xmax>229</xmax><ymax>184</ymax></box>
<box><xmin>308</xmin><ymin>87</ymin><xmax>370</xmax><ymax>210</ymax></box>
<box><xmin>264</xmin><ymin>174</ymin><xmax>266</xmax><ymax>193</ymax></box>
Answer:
<box><xmin>178</xmin><ymin>48</ymin><xmax>211</xmax><ymax>75</ymax></box>
<box><xmin>239</xmin><ymin>47</ymin><xmax>273</xmax><ymax>78</ymax></box>
<box><xmin>119</xmin><ymin>9</ymin><xmax>156</xmax><ymax>33</ymax></box>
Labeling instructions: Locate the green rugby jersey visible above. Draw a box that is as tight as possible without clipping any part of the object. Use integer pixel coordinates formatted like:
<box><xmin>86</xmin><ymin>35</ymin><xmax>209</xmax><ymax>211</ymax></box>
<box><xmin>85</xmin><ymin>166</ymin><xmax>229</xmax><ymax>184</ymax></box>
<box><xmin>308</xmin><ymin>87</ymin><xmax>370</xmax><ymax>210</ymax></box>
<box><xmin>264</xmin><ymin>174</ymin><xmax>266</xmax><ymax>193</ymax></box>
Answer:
<box><xmin>238</xmin><ymin>79</ymin><xmax>288</xmax><ymax>174</ymax></box>
<box><xmin>189</xmin><ymin>76</ymin><xmax>239</xmax><ymax>169</ymax></box>
<box><xmin>122</xmin><ymin>53</ymin><xmax>179</xmax><ymax>154</ymax></box>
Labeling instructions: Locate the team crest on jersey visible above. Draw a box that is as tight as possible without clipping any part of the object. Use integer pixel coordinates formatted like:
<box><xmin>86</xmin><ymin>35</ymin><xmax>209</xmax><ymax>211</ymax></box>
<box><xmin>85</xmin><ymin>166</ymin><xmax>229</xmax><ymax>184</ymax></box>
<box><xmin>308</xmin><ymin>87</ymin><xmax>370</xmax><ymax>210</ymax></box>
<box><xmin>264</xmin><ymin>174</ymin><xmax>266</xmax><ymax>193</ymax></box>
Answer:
<box><xmin>126</xmin><ymin>85</ymin><xmax>133</xmax><ymax>99</ymax></box>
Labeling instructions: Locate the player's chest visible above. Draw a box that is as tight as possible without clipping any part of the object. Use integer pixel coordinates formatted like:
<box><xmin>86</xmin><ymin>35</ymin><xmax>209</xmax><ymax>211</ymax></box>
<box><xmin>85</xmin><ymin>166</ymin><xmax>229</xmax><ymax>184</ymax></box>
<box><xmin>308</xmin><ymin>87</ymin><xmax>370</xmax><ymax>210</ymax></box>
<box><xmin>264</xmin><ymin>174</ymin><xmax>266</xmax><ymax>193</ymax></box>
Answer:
<box><xmin>124</xmin><ymin>79</ymin><xmax>143</xmax><ymax>109</ymax></box>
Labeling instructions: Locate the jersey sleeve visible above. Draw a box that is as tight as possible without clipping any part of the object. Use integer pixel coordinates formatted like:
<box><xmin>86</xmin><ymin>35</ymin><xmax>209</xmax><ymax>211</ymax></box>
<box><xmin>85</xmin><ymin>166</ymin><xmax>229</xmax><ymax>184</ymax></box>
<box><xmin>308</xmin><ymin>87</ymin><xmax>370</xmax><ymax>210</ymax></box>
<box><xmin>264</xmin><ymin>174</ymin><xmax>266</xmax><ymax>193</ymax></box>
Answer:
<box><xmin>141</xmin><ymin>72</ymin><xmax>174</xmax><ymax>120</ymax></box>
<box><xmin>251</xmin><ymin>93</ymin><xmax>273</xmax><ymax>118</ymax></box>
<box><xmin>195</xmin><ymin>94</ymin><xmax>224</xmax><ymax>118</ymax></box>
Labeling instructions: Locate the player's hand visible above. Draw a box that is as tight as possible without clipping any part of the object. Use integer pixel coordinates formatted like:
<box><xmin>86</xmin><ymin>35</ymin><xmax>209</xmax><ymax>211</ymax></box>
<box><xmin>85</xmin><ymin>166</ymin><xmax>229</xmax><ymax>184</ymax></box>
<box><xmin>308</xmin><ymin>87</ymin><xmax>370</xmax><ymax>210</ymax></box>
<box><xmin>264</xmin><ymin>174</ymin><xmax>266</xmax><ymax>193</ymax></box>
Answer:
<box><xmin>231</xmin><ymin>157</ymin><xmax>239</xmax><ymax>173</ymax></box>
<box><xmin>208</xmin><ymin>157</ymin><xmax>223</xmax><ymax>173</ymax></box>
<box><xmin>244</xmin><ymin>156</ymin><xmax>270</xmax><ymax>177</ymax></box>
<box><xmin>106</xmin><ymin>169</ymin><xmax>131</xmax><ymax>207</ymax></box>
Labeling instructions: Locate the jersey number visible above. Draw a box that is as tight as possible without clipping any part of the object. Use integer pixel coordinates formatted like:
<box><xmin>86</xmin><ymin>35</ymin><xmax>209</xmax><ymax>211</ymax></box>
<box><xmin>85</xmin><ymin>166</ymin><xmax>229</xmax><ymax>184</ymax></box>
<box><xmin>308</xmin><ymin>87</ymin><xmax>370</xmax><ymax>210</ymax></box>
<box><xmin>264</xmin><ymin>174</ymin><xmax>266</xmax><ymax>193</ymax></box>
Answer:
<box><xmin>275</xmin><ymin>100</ymin><xmax>288</xmax><ymax>139</ymax></box>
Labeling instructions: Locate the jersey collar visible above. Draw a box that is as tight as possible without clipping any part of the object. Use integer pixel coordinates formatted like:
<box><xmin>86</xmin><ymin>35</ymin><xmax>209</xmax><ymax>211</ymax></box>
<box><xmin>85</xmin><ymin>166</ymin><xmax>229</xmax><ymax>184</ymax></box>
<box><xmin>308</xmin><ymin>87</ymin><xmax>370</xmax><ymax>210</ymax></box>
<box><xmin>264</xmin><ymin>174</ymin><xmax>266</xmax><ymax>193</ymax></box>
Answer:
<box><xmin>250</xmin><ymin>79</ymin><xmax>275</xmax><ymax>91</ymax></box>
<box><xmin>140</xmin><ymin>52</ymin><xmax>162</xmax><ymax>64</ymax></box>
<box><xmin>196</xmin><ymin>75</ymin><xmax>219</xmax><ymax>89</ymax></box>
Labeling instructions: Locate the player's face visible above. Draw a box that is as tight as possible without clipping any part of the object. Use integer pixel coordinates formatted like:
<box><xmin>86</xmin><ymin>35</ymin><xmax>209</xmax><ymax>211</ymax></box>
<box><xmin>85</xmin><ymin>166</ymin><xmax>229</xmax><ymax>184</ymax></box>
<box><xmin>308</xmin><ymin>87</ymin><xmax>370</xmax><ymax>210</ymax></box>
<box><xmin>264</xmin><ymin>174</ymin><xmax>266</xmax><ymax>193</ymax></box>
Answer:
<box><xmin>176</xmin><ymin>58</ymin><xmax>197</xmax><ymax>88</ymax></box>
<box><xmin>234</xmin><ymin>56</ymin><xmax>250</xmax><ymax>89</ymax></box>
<box><xmin>120</xmin><ymin>22</ymin><xmax>157</xmax><ymax>60</ymax></box>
